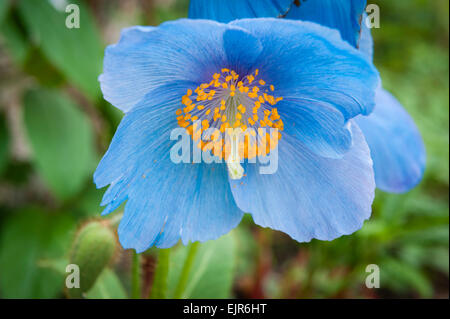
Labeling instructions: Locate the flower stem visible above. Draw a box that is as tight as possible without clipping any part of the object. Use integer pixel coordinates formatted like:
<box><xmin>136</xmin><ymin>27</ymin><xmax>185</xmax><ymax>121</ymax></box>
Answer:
<box><xmin>131</xmin><ymin>251</ymin><xmax>141</xmax><ymax>299</ymax></box>
<box><xmin>150</xmin><ymin>248</ymin><xmax>171</xmax><ymax>299</ymax></box>
<box><xmin>174</xmin><ymin>241</ymin><xmax>200</xmax><ymax>299</ymax></box>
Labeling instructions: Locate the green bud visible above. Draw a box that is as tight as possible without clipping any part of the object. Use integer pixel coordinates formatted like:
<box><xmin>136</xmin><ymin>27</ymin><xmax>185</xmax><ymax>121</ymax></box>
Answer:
<box><xmin>66</xmin><ymin>220</ymin><xmax>117</xmax><ymax>298</ymax></box>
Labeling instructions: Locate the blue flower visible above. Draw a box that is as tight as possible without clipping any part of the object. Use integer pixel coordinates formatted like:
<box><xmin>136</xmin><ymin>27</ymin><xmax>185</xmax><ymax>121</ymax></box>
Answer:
<box><xmin>95</xmin><ymin>18</ymin><xmax>379</xmax><ymax>252</ymax></box>
<box><xmin>189</xmin><ymin>0</ymin><xmax>426</xmax><ymax>193</ymax></box>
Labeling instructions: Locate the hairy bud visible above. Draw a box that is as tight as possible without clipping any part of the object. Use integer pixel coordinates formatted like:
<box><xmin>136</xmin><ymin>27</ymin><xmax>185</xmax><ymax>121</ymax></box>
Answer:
<box><xmin>66</xmin><ymin>221</ymin><xmax>116</xmax><ymax>298</ymax></box>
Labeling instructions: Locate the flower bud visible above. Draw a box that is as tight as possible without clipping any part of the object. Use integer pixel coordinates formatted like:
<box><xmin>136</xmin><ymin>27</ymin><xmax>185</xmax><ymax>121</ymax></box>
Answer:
<box><xmin>66</xmin><ymin>220</ymin><xmax>117</xmax><ymax>298</ymax></box>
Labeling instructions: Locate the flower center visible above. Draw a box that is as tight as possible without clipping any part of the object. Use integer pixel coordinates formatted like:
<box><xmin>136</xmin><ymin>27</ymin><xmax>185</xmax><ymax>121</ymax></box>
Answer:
<box><xmin>175</xmin><ymin>68</ymin><xmax>284</xmax><ymax>178</ymax></box>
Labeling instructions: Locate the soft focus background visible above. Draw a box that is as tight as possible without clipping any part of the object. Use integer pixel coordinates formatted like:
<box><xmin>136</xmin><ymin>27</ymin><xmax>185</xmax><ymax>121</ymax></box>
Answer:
<box><xmin>0</xmin><ymin>0</ymin><xmax>448</xmax><ymax>299</ymax></box>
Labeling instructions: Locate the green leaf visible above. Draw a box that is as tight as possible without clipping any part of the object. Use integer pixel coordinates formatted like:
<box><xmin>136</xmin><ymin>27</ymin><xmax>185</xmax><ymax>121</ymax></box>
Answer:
<box><xmin>17</xmin><ymin>0</ymin><xmax>103</xmax><ymax>100</ymax></box>
<box><xmin>85</xmin><ymin>269</ymin><xmax>127</xmax><ymax>299</ymax></box>
<box><xmin>0</xmin><ymin>208</ymin><xmax>76</xmax><ymax>298</ymax></box>
<box><xmin>0</xmin><ymin>15</ymin><xmax>30</xmax><ymax>66</ymax></box>
<box><xmin>398</xmin><ymin>225</ymin><xmax>449</xmax><ymax>246</ymax></box>
<box><xmin>380</xmin><ymin>258</ymin><xmax>433</xmax><ymax>298</ymax></box>
<box><xmin>425</xmin><ymin>247</ymin><xmax>449</xmax><ymax>275</ymax></box>
<box><xmin>234</xmin><ymin>226</ymin><xmax>258</xmax><ymax>278</ymax></box>
<box><xmin>167</xmin><ymin>232</ymin><xmax>237</xmax><ymax>299</ymax></box>
<box><xmin>23</xmin><ymin>47</ymin><xmax>65</xmax><ymax>87</ymax></box>
<box><xmin>23</xmin><ymin>88</ymin><xmax>97</xmax><ymax>200</ymax></box>
<box><xmin>74</xmin><ymin>182</ymin><xmax>106</xmax><ymax>217</ymax></box>
<box><xmin>0</xmin><ymin>0</ymin><xmax>9</xmax><ymax>24</ymax></box>
<box><xmin>0</xmin><ymin>112</ymin><xmax>9</xmax><ymax>175</ymax></box>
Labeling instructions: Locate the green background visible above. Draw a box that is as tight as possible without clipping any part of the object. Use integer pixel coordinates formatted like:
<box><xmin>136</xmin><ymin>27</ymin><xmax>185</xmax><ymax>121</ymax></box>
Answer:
<box><xmin>0</xmin><ymin>0</ymin><xmax>448</xmax><ymax>298</ymax></box>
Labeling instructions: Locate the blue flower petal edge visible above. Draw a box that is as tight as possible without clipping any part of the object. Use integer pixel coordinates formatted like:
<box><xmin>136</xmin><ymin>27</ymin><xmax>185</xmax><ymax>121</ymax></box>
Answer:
<box><xmin>355</xmin><ymin>88</ymin><xmax>426</xmax><ymax>193</ymax></box>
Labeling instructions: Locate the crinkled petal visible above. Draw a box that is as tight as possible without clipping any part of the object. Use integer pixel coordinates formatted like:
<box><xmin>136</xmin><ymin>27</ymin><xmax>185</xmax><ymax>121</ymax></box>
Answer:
<box><xmin>189</xmin><ymin>0</ymin><xmax>367</xmax><ymax>48</ymax></box>
<box><xmin>355</xmin><ymin>88</ymin><xmax>426</xmax><ymax>193</ymax></box>
<box><xmin>118</xmin><ymin>159</ymin><xmax>243</xmax><ymax>252</ymax></box>
<box><xmin>229</xmin><ymin>122</ymin><xmax>375</xmax><ymax>242</ymax></box>
<box><xmin>94</xmin><ymin>85</ymin><xmax>243</xmax><ymax>251</ymax></box>
<box><xmin>285</xmin><ymin>0</ymin><xmax>367</xmax><ymax>48</ymax></box>
<box><xmin>94</xmin><ymin>82</ymin><xmax>189</xmax><ymax>189</ymax></box>
<box><xmin>278</xmin><ymin>97</ymin><xmax>352</xmax><ymax>158</ymax></box>
<box><xmin>359</xmin><ymin>13</ymin><xmax>374</xmax><ymax>61</ymax></box>
<box><xmin>223</xmin><ymin>28</ymin><xmax>263</xmax><ymax>74</ymax></box>
<box><xmin>99</xmin><ymin>19</ymin><xmax>258</xmax><ymax>112</ymax></box>
<box><xmin>233</xmin><ymin>19</ymin><xmax>379</xmax><ymax>121</ymax></box>
<box><xmin>188</xmin><ymin>0</ymin><xmax>293</xmax><ymax>22</ymax></box>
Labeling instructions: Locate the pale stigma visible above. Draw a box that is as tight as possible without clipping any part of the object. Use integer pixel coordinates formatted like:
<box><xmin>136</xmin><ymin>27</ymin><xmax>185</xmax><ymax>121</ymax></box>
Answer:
<box><xmin>226</xmin><ymin>131</ymin><xmax>244</xmax><ymax>180</ymax></box>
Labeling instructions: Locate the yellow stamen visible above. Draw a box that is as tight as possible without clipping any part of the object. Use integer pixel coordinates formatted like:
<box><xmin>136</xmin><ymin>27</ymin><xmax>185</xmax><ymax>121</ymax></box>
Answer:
<box><xmin>176</xmin><ymin>68</ymin><xmax>284</xmax><ymax>160</ymax></box>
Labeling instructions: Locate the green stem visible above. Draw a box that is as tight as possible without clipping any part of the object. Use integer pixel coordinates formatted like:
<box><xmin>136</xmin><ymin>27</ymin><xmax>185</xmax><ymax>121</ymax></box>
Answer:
<box><xmin>174</xmin><ymin>241</ymin><xmax>200</xmax><ymax>299</ymax></box>
<box><xmin>150</xmin><ymin>248</ymin><xmax>171</xmax><ymax>299</ymax></box>
<box><xmin>131</xmin><ymin>251</ymin><xmax>141</xmax><ymax>299</ymax></box>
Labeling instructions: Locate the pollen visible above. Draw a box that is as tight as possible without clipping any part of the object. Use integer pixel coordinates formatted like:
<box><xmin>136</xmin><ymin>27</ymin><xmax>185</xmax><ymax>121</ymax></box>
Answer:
<box><xmin>177</xmin><ymin>68</ymin><xmax>284</xmax><ymax>160</ymax></box>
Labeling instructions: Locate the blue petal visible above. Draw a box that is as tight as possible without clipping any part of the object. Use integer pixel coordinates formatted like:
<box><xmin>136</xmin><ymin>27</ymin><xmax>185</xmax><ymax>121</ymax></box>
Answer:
<box><xmin>223</xmin><ymin>28</ymin><xmax>263</xmax><ymax>75</ymax></box>
<box><xmin>118</xmin><ymin>160</ymin><xmax>243</xmax><ymax>252</ymax></box>
<box><xmin>356</xmin><ymin>16</ymin><xmax>424</xmax><ymax>192</ymax></box>
<box><xmin>188</xmin><ymin>0</ymin><xmax>293</xmax><ymax>22</ymax></box>
<box><xmin>355</xmin><ymin>88</ymin><xmax>426</xmax><ymax>193</ymax></box>
<box><xmin>233</xmin><ymin>19</ymin><xmax>379</xmax><ymax>121</ymax></box>
<box><xmin>95</xmin><ymin>86</ymin><xmax>243</xmax><ymax>252</ymax></box>
<box><xmin>278</xmin><ymin>97</ymin><xmax>352</xmax><ymax>158</ymax></box>
<box><xmin>94</xmin><ymin>81</ymin><xmax>190</xmax><ymax>189</ymax></box>
<box><xmin>285</xmin><ymin>0</ymin><xmax>367</xmax><ymax>48</ymax></box>
<box><xmin>359</xmin><ymin>13</ymin><xmax>374</xmax><ymax>61</ymax></box>
<box><xmin>99</xmin><ymin>19</ymin><xmax>252</xmax><ymax>112</ymax></box>
<box><xmin>230</xmin><ymin>19</ymin><xmax>378</xmax><ymax>158</ymax></box>
<box><xmin>229</xmin><ymin>122</ymin><xmax>375</xmax><ymax>242</ymax></box>
<box><xmin>189</xmin><ymin>0</ymin><xmax>367</xmax><ymax>49</ymax></box>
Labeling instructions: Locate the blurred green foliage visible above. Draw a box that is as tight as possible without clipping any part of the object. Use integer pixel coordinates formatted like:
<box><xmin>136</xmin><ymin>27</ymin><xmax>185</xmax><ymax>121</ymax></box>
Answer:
<box><xmin>24</xmin><ymin>89</ymin><xmax>97</xmax><ymax>200</ymax></box>
<box><xmin>167</xmin><ymin>232</ymin><xmax>237</xmax><ymax>298</ymax></box>
<box><xmin>0</xmin><ymin>0</ymin><xmax>448</xmax><ymax>299</ymax></box>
